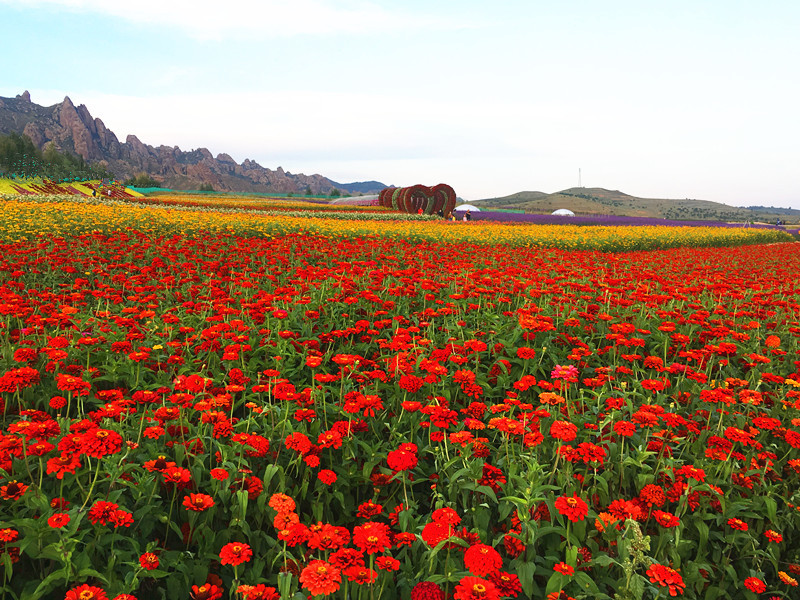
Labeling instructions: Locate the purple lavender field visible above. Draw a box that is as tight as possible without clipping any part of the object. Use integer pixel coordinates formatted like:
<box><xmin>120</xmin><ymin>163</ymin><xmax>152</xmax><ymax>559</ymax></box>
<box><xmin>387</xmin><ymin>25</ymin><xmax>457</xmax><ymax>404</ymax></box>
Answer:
<box><xmin>464</xmin><ymin>210</ymin><xmax>791</xmax><ymax>232</ymax></box>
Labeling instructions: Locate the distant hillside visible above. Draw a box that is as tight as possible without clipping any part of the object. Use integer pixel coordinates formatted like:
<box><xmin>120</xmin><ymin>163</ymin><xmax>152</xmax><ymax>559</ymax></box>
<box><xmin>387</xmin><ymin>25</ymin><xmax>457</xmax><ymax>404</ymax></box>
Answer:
<box><xmin>0</xmin><ymin>91</ymin><xmax>386</xmax><ymax>195</ymax></box>
<box><xmin>329</xmin><ymin>180</ymin><xmax>388</xmax><ymax>194</ymax></box>
<box><xmin>475</xmin><ymin>187</ymin><xmax>800</xmax><ymax>223</ymax></box>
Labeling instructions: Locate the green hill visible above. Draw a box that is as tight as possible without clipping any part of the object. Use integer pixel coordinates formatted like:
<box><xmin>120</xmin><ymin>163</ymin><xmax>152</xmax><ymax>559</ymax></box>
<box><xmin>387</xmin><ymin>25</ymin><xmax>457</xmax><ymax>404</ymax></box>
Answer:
<box><xmin>473</xmin><ymin>187</ymin><xmax>800</xmax><ymax>224</ymax></box>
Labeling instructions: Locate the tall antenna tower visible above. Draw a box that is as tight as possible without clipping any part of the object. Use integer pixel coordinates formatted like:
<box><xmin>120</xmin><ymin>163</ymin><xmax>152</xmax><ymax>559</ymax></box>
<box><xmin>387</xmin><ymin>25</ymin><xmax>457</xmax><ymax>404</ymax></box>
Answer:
<box><xmin>578</xmin><ymin>168</ymin><xmax>582</xmax><ymax>188</ymax></box>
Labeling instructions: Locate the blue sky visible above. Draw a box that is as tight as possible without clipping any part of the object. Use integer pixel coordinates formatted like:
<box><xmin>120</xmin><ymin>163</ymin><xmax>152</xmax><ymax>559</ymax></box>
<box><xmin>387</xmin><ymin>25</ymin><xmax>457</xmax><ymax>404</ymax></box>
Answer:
<box><xmin>2</xmin><ymin>0</ymin><xmax>799</xmax><ymax>206</ymax></box>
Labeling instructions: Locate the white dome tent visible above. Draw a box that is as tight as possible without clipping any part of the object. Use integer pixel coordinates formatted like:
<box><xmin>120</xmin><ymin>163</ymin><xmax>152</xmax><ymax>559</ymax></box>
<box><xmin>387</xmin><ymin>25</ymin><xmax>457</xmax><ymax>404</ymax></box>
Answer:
<box><xmin>453</xmin><ymin>204</ymin><xmax>481</xmax><ymax>212</ymax></box>
<box><xmin>551</xmin><ymin>209</ymin><xmax>575</xmax><ymax>216</ymax></box>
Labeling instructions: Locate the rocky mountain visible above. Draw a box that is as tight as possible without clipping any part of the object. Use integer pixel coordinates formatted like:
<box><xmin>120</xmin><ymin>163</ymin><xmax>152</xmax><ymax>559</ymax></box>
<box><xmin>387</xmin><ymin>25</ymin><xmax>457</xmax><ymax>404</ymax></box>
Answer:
<box><xmin>0</xmin><ymin>91</ymin><xmax>386</xmax><ymax>194</ymax></box>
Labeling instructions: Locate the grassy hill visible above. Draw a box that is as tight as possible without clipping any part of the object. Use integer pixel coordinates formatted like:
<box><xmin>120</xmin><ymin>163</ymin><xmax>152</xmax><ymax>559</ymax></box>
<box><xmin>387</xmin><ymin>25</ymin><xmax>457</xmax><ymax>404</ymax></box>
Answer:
<box><xmin>474</xmin><ymin>187</ymin><xmax>800</xmax><ymax>224</ymax></box>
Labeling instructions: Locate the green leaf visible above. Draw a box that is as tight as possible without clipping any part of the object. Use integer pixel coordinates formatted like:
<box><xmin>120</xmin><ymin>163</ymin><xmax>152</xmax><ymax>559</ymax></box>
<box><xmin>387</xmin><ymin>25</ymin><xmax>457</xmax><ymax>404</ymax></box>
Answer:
<box><xmin>545</xmin><ymin>571</ymin><xmax>564</xmax><ymax>595</ymax></box>
<box><xmin>27</xmin><ymin>571</ymin><xmax>69</xmax><ymax>600</ymax></box>
<box><xmin>516</xmin><ymin>561</ymin><xmax>536</xmax><ymax>598</ymax></box>
<box><xmin>762</xmin><ymin>495</ymin><xmax>777</xmax><ymax>524</ymax></box>
<box><xmin>574</xmin><ymin>571</ymin><xmax>604</xmax><ymax>595</ymax></box>
<box><xmin>629</xmin><ymin>572</ymin><xmax>646</xmax><ymax>600</ymax></box>
<box><xmin>592</xmin><ymin>554</ymin><xmax>619</xmax><ymax>568</ymax></box>
<box><xmin>76</xmin><ymin>568</ymin><xmax>109</xmax><ymax>583</ymax></box>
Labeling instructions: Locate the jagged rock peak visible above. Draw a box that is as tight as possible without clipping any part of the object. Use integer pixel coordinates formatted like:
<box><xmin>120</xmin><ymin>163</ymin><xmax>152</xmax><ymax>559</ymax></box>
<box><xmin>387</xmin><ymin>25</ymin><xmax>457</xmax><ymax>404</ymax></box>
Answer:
<box><xmin>0</xmin><ymin>91</ymin><xmax>388</xmax><ymax>195</ymax></box>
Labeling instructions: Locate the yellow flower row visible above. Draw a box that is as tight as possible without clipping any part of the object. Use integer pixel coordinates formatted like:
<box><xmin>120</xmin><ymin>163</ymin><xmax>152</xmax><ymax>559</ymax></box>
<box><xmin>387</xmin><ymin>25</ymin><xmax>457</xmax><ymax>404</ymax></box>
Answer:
<box><xmin>0</xmin><ymin>195</ymin><xmax>792</xmax><ymax>251</ymax></box>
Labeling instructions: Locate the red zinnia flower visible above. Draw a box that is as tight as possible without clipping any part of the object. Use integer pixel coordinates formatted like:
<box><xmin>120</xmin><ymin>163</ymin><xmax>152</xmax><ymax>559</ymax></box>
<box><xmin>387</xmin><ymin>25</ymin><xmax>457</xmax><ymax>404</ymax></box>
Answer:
<box><xmin>653</xmin><ymin>510</ymin><xmax>680</xmax><ymax>528</ymax></box>
<box><xmin>399</xmin><ymin>374</ymin><xmax>424</xmax><ymax>393</ymax></box>
<box><xmin>0</xmin><ymin>480</ymin><xmax>28</xmax><ymax>500</ymax></box>
<box><xmin>55</xmin><ymin>373</ymin><xmax>90</xmax><ymax>395</ymax></box>
<box><xmin>210</xmin><ymin>468</ymin><xmax>229</xmax><ymax>480</ymax></box>
<box><xmin>646</xmin><ymin>563</ymin><xmax>686</xmax><ymax>596</ymax></box>
<box><xmin>356</xmin><ymin>500</ymin><xmax>383</xmax><ymax>518</ymax></box>
<box><xmin>46</xmin><ymin>452</ymin><xmax>82</xmax><ymax>479</ymax></box>
<box><xmin>743</xmin><ymin>577</ymin><xmax>766</xmax><ymax>593</ymax></box>
<box><xmin>0</xmin><ymin>528</ymin><xmax>17</xmax><ymax>543</ymax></box>
<box><xmin>727</xmin><ymin>518</ymin><xmax>748</xmax><ymax>531</ymax></box>
<box><xmin>143</xmin><ymin>455</ymin><xmax>175</xmax><ymax>473</ymax></box>
<box><xmin>410</xmin><ymin>581</ymin><xmax>445</xmax><ymax>600</ymax></box>
<box><xmin>387</xmin><ymin>448</ymin><xmax>418</xmax><ymax>471</ymax></box>
<box><xmin>765</xmin><ymin>529</ymin><xmax>783</xmax><ymax>543</ymax></box>
<box><xmin>48</xmin><ymin>513</ymin><xmax>70</xmax><ymax>528</ymax></box>
<box><xmin>299</xmin><ymin>560</ymin><xmax>341</xmax><ymax>596</ymax></box>
<box><xmin>191</xmin><ymin>583</ymin><xmax>223</xmax><ymax>600</ymax></box>
<box><xmin>285</xmin><ymin>432</ymin><xmax>312</xmax><ymax>454</ymax></box>
<box><xmin>352</xmin><ymin>521</ymin><xmax>391</xmax><ymax>554</ymax></box>
<box><xmin>421</xmin><ymin>521</ymin><xmax>455</xmax><ymax>547</ymax></box>
<box><xmin>139</xmin><ymin>552</ymin><xmax>160</xmax><ymax>570</ymax></box>
<box><xmin>183</xmin><ymin>493</ymin><xmax>215</xmax><ymax>512</ymax></box>
<box><xmin>463</xmin><ymin>543</ymin><xmax>503</xmax><ymax>576</ymax></box>
<box><xmin>343</xmin><ymin>565</ymin><xmax>377</xmax><ymax>584</ymax></box>
<box><xmin>554</xmin><ymin>494</ymin><xmax>589</xmax><ymax>522</ymax></box>
<box><xmin>489</xmin><ymin>571</ymin><xmax>522</xmax><ymax>598</ymax></box>
<box><xmin>65</xmin><ymin>583</ymin><xmax>107</xmax><ymax>600</ymax></box>
<box><xmin>614</xmin><ymin>421</ymin><xmax>637</xmax><ymax>437</ymax></box>
<box><xmin>318</xmin><ymin>469</ymin><xmax>337</xmax><ymax>485</ymax></box>
<box><xmin>554</xmin><ymin>562</ymin><xmax>574</xmax><ymax>576</ymax></box>
<box><xmin>329</xmin><ymin>547</ymin><xmax>365</xmax><ymax>570</ymax></box>
<box><xmin>307</xmin><ymin>522</ymin><xmax>348</xmax><ymax>551</ymax></box>
<box><xmin>49</xmin><ymin>396</ymin><xmax>67</xmax><ymax>409</ymax></box>
<box><xmin>317</xmin><ymin>429</ymin><xmax>342</xmax><ymax>449</ymax></box>
<box><xmin>549</xmin><ymin>421</ymin><xmax>578</xmax><ymax>442</ymax></box>
<box><xmin>477</xmin><ymin>463</ymin><xmax>506</xmax><ymax>492</ymax></box>
<box><xmin>85</xmin><ymin>500</ymin><xmax>121</xmax><ymax>526</ymax></box>
<box><xmin>278</xmin><ymin>522</ymin><xmax>311</xmax><ymax>547</ymax></box>
<box><xmin>236</xmin><ymin>584</ymin><xmax>280</xmax><ymax>600</ymax></box>
<box><xmin>219</xmin><ymin>542</ymin><xmax>253</xmax><ymax>566</ymax></box>
<box><xmin>453</xmin><ymin>576</ymin><xmax>500</xmax><ymax>600</ymax></box>
<box><xmin>432</xmin><ymin>507</ymin><xmax>461</xmax><ymax>525</ymax></box>
<box><xmin>375</xmin><ymin>556</ymin><xmax>400</xmax><ymax>571</ymax></box>
<box><xmin>163</xmin><ymin>466</ymin><xmax>192</xmax><ymax>487</ymax></box>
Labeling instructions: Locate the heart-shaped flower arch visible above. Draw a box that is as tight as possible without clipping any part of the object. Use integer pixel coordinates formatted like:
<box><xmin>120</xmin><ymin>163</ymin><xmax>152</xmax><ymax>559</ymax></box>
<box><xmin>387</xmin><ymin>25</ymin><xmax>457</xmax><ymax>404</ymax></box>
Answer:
<box><xmin>378</xmin><ymin>184</ymin><xmax>457</xmax><ymax>217</ymax></box>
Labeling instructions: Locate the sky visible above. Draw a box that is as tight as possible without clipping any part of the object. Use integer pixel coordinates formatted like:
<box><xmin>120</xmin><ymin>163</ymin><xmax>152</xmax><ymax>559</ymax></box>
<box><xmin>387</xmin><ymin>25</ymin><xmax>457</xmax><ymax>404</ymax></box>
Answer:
<box><xmin>2</xmin><ymin>0</ymin><xmax>799</xmax><ymax>206</ymax></box>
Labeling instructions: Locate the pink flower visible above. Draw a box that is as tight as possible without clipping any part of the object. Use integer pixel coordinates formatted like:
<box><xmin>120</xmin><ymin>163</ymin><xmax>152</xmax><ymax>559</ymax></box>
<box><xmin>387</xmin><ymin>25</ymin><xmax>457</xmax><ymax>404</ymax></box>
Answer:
<box><xmin>551</xmin><ymin>364</ymin><xmax>579</xmax><ymax>381</ymax></box>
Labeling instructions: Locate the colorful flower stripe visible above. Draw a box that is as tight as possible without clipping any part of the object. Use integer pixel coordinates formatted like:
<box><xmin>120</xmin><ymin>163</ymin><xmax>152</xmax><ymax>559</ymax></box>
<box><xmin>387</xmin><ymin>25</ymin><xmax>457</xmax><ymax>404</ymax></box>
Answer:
<box><xmin>0</xmin><ymin>178</ymin><xmax>142</xmax><ymax>198</ymax></box>
<box><xmin>129</xmin><ymin>194</ymin><xmax>388</xmax><ymax>212</ymax></box>
<box><xmin>0</xmin><ymin>195</ymin><xmax>791</xmax><ymax>251</ymax></box>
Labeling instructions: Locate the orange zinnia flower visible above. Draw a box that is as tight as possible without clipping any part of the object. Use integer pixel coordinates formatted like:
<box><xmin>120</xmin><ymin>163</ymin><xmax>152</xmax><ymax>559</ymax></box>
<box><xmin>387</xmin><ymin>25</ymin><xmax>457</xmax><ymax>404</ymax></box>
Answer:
<box><xmin>268</xmin><ymin>493</ymin><xmax>296</xmax><ymax>513</ymax></box>
<box><xmin>300</xmin><ymin>560</ymin><xmax>341</xmax><ymax>596</ymax></box>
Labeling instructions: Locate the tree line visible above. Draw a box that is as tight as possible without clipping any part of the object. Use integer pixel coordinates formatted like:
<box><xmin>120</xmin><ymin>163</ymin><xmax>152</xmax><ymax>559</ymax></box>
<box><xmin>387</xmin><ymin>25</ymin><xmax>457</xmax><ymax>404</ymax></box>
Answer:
<box><xmin>0</xmin><ymin>132</ymin><xmax>111</xmax><ymax>182</ymax></box>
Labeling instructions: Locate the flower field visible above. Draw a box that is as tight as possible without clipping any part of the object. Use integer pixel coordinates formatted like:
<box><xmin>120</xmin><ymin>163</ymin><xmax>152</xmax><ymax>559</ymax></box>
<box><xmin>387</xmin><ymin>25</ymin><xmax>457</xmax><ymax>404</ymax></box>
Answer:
<box><xmin>0</xmin><ymin>195</ymin><xmax>791</xmax><ymax>252</ymax></box>
<box><xmin>1</xmin><ymin>194</ymin><xmax>800</xmax><ymax>600</ymax></box>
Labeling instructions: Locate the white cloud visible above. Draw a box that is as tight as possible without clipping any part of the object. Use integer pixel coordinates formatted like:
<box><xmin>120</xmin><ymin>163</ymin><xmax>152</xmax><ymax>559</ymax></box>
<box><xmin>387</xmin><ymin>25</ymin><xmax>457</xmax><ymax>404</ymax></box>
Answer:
<box><xmin>5</xmin><ymin>0</ymin><xmax>458</xmax><ymax>40</ymax></box>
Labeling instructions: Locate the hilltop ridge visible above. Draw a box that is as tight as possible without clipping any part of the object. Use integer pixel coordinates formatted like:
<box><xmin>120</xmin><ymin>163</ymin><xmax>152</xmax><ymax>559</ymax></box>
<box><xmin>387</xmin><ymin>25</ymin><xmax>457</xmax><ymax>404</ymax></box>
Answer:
<box><xmin>0</xmin><ymin>91</ymin><xmax>385</xmax><ymax>195</ymax></box>
<box><xmin>474</xmin><ymin>187</ymin><xmax>800</xmax><ymax>223</ymax></box>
